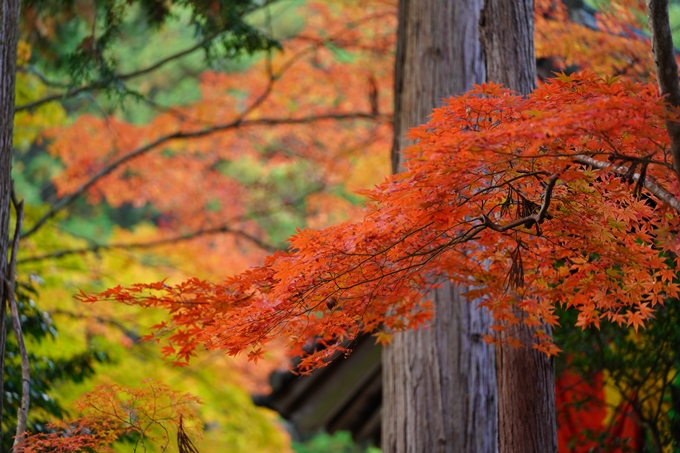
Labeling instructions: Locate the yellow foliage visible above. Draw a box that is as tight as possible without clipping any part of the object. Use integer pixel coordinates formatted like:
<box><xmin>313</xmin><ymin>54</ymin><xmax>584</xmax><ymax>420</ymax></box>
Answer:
<box><xmin>14</xmin><ymin>41</ymin><xmax>67</xmax><ymax>151</ymax></box>
<box><xmin>19</xmin><ymin>215</ymin><xmax>291</xmax><ymax>453</ymax></box>
<box><xmin>17</xmin><ymin>41</ymin><xmax>31</xmax><ymax>65</ymax></box>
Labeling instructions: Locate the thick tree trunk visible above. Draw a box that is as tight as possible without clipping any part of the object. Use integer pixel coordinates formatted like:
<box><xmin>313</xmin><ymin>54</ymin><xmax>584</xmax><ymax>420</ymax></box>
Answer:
<box><xmin>480</xmin><ymin>2</ymin><xmax>558</xmax><ymax>453</ymax></box>
<box><xmin>493</xmin><ymin>313</ymin><xmax>557</xmax><ymax>453</ymax></box>
<box><xmin>0</xmin><ymin>0</ymin><xmax>20</xmax><ymax>444</ymax></box>
<box><xmin>382</xmin><ymin>2</ymin><xmax>498</xmax><ymax>452</ymax></box>
<box><xmin>479</xmin><ymin>1</ymin><xmax>536</xmax><ymax>95</ymax></box>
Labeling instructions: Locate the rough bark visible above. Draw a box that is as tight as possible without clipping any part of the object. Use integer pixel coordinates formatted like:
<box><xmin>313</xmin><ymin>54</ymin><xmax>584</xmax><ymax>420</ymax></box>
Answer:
<box><xmin>479</xmin><ymin>0</ymin><xmax>536</xmax><ymax>96</ymax></box>
<box><xmin>647</xmin><ymin>0</ymin><xmax>680</xmax><ymax>184</ymax></box>
<box><xmin>493</xmin><ymin>313</ymin><xmax>556</xmax><ymax>453</ymax></box>
<box><xmin>382</xmin><ymin>1</ymin><xmax>498</xmax><ymax>452</ymax></box>
<box><xmin>480</xmin><ymin>2</ymin><xmax>558</xmax><ymax>453</ymax></box>
<box><xmin>0</xmin><ymin>0</ymin><xmax>20</xmax><ymax>443</ymax></box>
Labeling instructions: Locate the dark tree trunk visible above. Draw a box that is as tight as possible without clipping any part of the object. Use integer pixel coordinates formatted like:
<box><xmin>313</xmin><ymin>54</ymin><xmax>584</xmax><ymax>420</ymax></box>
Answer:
<box><xmin>382</xmin><ymin>1</ymin><xmax>498</xmax><ymax>452</ymax></box>
<box><xmin>0</xmin><ymin>0</ymin><xmax>20</xmax><ymax>444</ymax></box>
<box><xmin>480</xmin><ymin>2</ymin><xmax>558</xmax><ymax>452</ymax></box>
<box><xmin>479</xmin><ymin>0</ymin><xmax>536</xmax><ymax>95</ymax></box>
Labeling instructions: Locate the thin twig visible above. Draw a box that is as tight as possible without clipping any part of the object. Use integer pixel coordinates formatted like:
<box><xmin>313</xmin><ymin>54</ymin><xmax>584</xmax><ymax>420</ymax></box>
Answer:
<box><xmin>6</xmin><ymin>199</ymin><xmax>28</xmax><ymax>448</ymax></box>
<box><xmin>0</xmin><ymin>189</ymin><xmax>21</xmax><ymax>443</ymax></box>
<box><xmin>7</xmin><ymin>282</ymin><xmax>29</xmax><ymax>448</ymax></box>
<box><xmin>19</xmin><ymin>223</ymin><xmax>279</xmax><ymax>264</ymax></box>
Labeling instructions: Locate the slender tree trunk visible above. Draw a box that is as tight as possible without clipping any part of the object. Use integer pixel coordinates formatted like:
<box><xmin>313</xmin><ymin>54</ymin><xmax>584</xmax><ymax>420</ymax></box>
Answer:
<box><xmin>0</xmin><ymin>0</ymin><xmax>20</xmax><ymax>445</ymax></box>
<box><xmin>480</xmin><ymin>2</ymin><xmax>558</xmax><ymax>452</ymax></box>
<box><xmin>382</xmin><ymin>2</ymin><xmax>498</xmax><ymax>452</ymax></box>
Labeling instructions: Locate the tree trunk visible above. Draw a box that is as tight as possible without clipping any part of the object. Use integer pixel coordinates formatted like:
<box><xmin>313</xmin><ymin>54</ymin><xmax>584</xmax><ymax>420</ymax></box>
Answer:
<box><xmin>480</xmin><ymin>2</ymin><xmax>558</xmax><ymax>452</ymax></box>
<box><xmin>382</xmin><ymin>2</ymin><xmax>498</xmax><ymax>452</ymax></box>
<box><xmin>0</xmin><ymin>0</ymin><xmax>20</xmax><ymax>444</ymax></box>
<box><xmin>479</xmin><ymin>1</ymin><xmax>536</xmax><ymax>95</ymax></box>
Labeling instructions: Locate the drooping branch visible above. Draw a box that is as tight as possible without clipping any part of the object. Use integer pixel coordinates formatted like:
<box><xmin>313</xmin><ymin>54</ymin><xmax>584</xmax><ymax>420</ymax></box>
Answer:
<box><xmin>177</xmin><ymin>416</ymin><xmax>201</xmax><ymax>453</ymax></box>
<box><xmin>76</xmin><ymin>75</ymin><xmax>680</xmax><ymax>379</ymax></box>
<box><xmin>647</xmin><ymin>0</ymin><xmax>680</xmax><ymax>183</ymax></box>
<box><xmin>19</xmin><ymin>223</ymin><xmax>279</xmax><ymax>264</ymax></box>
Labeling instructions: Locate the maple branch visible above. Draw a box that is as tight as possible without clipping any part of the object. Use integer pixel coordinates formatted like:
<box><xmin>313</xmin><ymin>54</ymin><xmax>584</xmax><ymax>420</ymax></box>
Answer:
<box><xmin>19</xmin><ymin>223</ymin><xmax>279</xmax><ymax>264</ymax></box>
<box><xmin>21</xmin><ymin>111</ymin><xmax>389</xmax><ymax>239</ymax></box>
<box><xmin>481</xmin><ymin>174</ymin><xmax>559</xmax><ymax>235</ymax></box>
<box><xmin>5</xmin><ymin>199</ymin><xmax>30</xmax><ymax>449</ymax></box>
<box><xmin>18</xmin><ymin>66</ymin><xmax>69</xmax><ymax>88</ymax></box>
<box><xmin>647</xmin><ymin>0</ymin><xmax>680</xmax><ymax>183</ymax></box>
<box><xmin>574</xmin><ymin>154</ymin><xmax>680</xmax><ymax>213</ymax></box>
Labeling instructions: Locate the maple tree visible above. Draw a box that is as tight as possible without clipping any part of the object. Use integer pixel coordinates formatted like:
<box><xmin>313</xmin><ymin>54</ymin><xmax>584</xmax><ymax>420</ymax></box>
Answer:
<box><xmin>16</xmin><ymin>379</ymin><xmax>202</xmax><ymax>453</ymax></box>
<box><xmin>534</xmin><ymin>4</ymin><xmax>680</xmax><ymax>448</ymax></box>
<box><xmin>78</xmin><ymin>0</ymin><xmax>680</xmax><ymax>418</ymax></box>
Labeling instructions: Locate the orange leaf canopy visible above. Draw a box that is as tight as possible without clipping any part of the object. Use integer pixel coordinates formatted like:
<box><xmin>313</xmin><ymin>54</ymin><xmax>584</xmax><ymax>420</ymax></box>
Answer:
<box><xmin>80</xmin><ymin>73</ymin><xmax>680</xmax><ymax>370</ymax></box>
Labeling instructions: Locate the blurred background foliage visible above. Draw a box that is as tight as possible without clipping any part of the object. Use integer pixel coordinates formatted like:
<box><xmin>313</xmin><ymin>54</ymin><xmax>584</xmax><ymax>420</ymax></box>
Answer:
<box><xmin>292</xmin><ymin>431</ymin><xmax>381</xmax><ymax>453</ymax></box>
<box><xmin>9</xmin><ymin>0</ymin><xmax>392</xmax><ymax>451</ymax></box>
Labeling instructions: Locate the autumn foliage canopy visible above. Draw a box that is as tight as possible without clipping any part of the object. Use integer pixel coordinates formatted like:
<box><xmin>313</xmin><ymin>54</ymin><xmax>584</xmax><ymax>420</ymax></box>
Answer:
<box><xmin>80</xmin><ymin>72</ymin><xmax>680</xmax><ymax>370</ymax></box>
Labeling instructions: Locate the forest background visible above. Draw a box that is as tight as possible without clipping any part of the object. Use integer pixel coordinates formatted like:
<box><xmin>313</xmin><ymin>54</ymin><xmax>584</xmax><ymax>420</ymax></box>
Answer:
<box><xmin>9</xmin><ymin>0</ymin><xmax>392</xmax><ymax>451</ymax></box>
<box><xmin>5</xmin><ymin>0</ymin><xmax>680</xmax><ymax>452</ymax></box>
